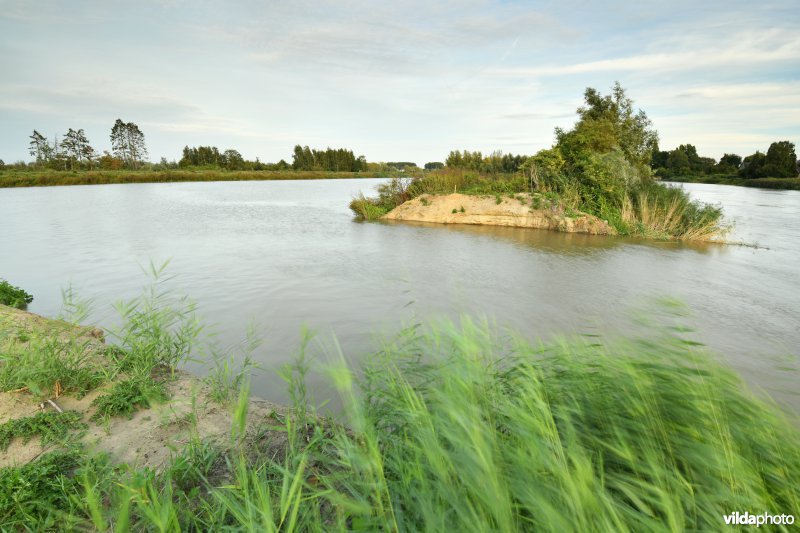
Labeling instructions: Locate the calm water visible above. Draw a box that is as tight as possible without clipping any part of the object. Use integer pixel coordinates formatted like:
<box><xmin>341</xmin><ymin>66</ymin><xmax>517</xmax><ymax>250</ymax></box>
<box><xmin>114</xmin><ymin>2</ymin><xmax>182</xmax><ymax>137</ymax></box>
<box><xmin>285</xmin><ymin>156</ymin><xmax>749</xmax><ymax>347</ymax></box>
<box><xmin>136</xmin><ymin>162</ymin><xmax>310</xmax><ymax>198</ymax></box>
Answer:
<box><xmin>1</xmin><ymin>180</ymin><xmax>798</xmax><ymax>411</ymax></box>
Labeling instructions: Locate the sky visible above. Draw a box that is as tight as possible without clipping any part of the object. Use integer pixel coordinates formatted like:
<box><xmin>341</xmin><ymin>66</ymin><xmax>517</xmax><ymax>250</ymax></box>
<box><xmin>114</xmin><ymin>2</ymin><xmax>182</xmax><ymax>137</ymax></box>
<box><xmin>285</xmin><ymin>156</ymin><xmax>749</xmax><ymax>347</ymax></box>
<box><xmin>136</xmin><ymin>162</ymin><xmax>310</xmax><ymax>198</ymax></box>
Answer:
<box><xmin>1</xmin><ymin>0</ymin><xmax>798</xmax><ymax>165</ymax></box>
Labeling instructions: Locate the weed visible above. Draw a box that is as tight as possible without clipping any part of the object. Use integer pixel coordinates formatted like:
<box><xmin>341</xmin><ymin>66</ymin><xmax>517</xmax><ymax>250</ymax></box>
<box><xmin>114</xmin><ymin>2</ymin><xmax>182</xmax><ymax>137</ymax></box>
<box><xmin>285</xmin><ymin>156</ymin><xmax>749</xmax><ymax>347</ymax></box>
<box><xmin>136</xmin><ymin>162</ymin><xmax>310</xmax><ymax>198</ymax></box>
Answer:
<box><xmin>91</xmin><ymin>377</ymin><xmax>168</xmax><ymax>421</ymax></box>
<box><xmin>0</xmin><ymin>334</ymin><xmax>104</xmax><ymax>398</ymax></box>
<box><xmin>109</xmin><ymin>260</ymin><xmax>201</xmax><ymax>379</ymax></box>
<box><xmin>0</xmin><ymin>450</ymin><xmax>84</xmax><ymax>528</ymax></box>
<box><xmin>0</xmin><ymin>279</ymin><xmax>33</xmax><ymax>309</ymax></box>
<box><xmin>204</xmin><ymin>325</ymin><xmax>261</xmax><ymax>406</ymax></box>
<box><xmin>459</xmin><ymin>206</ymin><xmax>465</xmax><ymax>213</ymax></box>
<box><xmin>0</xmin><ymin>410</ymin><xmax>87</xmax><ymax>450</ymax></box>
<box><xmin>451</xmin><ymin>208</ymin><xmax>458</xmax><ymax>214</ymax></box>
<box><xmin>495</xmin><ymin>194</ymin><xmax>502</xmax><ymax>204</ymax></box>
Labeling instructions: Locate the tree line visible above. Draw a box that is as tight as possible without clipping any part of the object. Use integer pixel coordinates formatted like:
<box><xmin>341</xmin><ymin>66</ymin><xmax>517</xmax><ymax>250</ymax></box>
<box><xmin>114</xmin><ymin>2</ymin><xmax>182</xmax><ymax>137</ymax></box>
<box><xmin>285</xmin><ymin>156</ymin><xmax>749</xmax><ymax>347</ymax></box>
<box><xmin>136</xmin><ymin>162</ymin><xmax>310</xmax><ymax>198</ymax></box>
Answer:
<box><xmin>651</xmin><ymin>141</ymin><xmax>798</xmax><ymax>179</ymax></box>
<box><xmin>444</xmin><ymin>150</ymin><xmax>528</xmax><ymax>173</ymax></box>
<box><xmin>24</xmin><ymin>119</ymin><xmax>147</xmax><ymax>171</ymax></box>
<box><xmin>291</xmin><ymin>145</ymin><xmax>367</xmax><ymax>172</ymax></box>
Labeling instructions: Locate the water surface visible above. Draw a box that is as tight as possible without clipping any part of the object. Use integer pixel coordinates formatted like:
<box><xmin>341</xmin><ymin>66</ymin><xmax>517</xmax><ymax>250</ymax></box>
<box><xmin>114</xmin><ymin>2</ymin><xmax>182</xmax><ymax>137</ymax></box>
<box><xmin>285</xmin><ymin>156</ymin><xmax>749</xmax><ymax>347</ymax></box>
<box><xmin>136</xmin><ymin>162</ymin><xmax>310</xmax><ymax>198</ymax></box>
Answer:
<box><xmin>1</xmin><ymin>180</ymin><xmax>797</xmax><ymax>411</ymax></box>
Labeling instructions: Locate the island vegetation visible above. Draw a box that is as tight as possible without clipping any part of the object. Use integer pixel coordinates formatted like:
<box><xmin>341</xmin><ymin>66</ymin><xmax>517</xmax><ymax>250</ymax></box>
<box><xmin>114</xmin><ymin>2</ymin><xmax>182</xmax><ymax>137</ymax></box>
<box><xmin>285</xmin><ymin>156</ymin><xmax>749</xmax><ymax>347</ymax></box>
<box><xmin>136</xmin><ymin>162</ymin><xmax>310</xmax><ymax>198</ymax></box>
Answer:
<box><xmin>1</xmin><ymin>278</ymin><xmax>798</xmax><ymax>531</ymax></box>
<box><xmin>351</xmin><ymin>84</ymin><xmax>725</xmax><ymax>241</ymax></box>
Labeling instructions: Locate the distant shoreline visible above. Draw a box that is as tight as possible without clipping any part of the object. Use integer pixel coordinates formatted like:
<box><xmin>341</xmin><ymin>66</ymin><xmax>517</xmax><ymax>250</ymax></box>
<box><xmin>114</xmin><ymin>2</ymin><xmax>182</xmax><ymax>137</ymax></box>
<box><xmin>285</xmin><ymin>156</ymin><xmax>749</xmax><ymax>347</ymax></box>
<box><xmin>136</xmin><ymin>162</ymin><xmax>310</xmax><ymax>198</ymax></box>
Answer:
<box><xmin>663</xmin><ymin>175</ymin><xmax>800</xmax><ymax>191</ymax></box>
<box><xmin>0</xmin><ymin>169</ymin><xmax>387</xmax><ymax>189</ymax></box>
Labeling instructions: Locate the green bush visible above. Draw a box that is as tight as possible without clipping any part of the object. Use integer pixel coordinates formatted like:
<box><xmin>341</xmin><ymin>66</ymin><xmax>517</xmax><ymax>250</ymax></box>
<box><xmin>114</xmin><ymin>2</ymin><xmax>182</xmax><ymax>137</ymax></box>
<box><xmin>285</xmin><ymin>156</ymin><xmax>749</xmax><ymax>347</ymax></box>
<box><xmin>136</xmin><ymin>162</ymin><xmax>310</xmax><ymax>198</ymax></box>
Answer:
<box><xmin>0</xmin><ymin>280</ymin><xmax>33</xmax><ymax>309</ymax></box>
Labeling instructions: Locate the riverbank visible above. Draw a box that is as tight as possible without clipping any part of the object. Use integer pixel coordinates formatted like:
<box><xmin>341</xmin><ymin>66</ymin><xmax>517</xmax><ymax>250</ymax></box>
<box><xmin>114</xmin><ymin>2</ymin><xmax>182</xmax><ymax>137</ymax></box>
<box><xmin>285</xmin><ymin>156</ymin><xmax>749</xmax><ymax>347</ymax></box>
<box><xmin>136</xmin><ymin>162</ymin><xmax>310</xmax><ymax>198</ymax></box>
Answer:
<box><xmin>2</xmin><ymin>292</ymin><xmax>799</xmax><ymax>530</ymax></box>
<box><xmin>665</xmin><ymin>175</ymin><xmax>800</xmax><ymax>190</ymax></box>
<box><xmin>0</xmin><ymin>169</ymin><xmax>383</xmax><ymax>188</ymax></box>
<box><xmin>382</xmin><ymin>192</ymin><xmax>617</xmax><ymax>235</ymax></box>
<box><xmin>0</xmin><ymin>304</ymin><xmax>290</xmax><ymax>472</ymax></box>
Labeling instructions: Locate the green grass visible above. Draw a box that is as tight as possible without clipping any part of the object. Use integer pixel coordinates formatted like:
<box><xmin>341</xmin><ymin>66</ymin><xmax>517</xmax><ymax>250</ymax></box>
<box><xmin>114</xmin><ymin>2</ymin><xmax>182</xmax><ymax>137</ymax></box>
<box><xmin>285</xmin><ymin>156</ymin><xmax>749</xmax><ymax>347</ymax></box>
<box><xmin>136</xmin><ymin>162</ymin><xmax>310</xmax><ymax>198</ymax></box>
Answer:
<box><xmin>2</xmin><ymin>307</ymin><xmax>798</xmax><ymax>531</ymax></box>
<box><xmin>0</xmin><ymin>411</ymin><xmax>87</xmax><ymax>451</ymax></box>
<box><xmin>0</xmin><ymin>169</ymin><xmax>383</xmax><ymax>188</ymax></box>
<box><xmin>0</xmin><ymin>333</ymin><xmax>104</xmax><ymax>398</ymax></box>
<box><xmin>90</xmin><ymin>377</ymin><xmax>168</xmax><ymax>421</ymax></box>
<box><xmin>0</xmin><ymin>279</ymin><xmax>33</xmax><ymax>309</ymax></box>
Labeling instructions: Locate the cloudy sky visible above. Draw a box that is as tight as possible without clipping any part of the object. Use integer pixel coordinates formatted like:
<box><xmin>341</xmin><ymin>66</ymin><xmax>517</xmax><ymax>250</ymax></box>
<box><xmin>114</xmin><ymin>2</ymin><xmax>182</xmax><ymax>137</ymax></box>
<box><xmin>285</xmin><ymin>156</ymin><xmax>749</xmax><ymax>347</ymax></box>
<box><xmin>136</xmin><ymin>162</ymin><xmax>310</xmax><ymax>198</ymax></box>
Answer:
<box><xmin>1</xmin><ymin>0</ymin><xmax>798</xmax><ymax>165</ymax></box>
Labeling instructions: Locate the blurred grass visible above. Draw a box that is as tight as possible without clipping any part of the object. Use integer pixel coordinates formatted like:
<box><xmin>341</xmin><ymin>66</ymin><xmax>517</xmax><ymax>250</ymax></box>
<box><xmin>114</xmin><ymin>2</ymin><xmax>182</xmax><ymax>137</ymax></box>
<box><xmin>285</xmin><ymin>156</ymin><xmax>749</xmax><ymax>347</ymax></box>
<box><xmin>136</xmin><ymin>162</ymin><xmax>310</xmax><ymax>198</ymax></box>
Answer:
<box><xmin>2</xmin><ymin>306</ymin><xmax>798</xmax><ymax>531</ymax></box>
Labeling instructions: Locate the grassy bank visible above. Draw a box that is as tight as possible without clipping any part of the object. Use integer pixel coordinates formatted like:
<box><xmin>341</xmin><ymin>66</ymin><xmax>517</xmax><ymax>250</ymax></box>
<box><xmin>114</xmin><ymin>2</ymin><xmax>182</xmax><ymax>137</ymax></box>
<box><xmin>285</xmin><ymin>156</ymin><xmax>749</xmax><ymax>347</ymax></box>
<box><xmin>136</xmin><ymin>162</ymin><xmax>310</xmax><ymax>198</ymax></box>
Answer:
<box><xmin>665</xmin><ymin>174</ymin><xmax>800</xmax><ymax>191</ymax></box>
<box><xmin>0</xmin><ymin>169</ymin><xmax>383</xmax><ymax>188</ymax></box>
<box><xmin>1</xmin><ymin>282</ymin><xmax>798</xmax><ymax>530</ymax></box>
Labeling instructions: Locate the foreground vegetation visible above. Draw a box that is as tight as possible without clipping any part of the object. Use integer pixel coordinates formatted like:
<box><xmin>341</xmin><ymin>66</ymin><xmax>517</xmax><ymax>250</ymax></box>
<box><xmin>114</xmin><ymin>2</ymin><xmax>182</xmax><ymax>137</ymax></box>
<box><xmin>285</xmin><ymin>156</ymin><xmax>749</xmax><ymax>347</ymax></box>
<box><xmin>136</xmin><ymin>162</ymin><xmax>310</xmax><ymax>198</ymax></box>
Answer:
<box><xmin>352</xmin><ymin>84</ymin><xmax>724</xmax><ymax>241</ymax></box>
<box><xmin>0</xmin><ymin>169</ymin><xmax>381</xmax><ymax>188</ymax></box>
<box><xmin>1</xmin><ymin>279</ymin><xmax>798</xmax><ymax>531</ymax></box>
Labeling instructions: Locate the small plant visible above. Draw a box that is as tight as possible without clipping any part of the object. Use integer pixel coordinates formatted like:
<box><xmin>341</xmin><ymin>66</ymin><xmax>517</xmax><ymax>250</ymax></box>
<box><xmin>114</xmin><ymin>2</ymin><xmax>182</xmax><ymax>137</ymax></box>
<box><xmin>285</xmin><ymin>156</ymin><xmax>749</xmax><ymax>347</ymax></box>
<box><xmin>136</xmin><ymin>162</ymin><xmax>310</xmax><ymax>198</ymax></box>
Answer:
<box><xmin>0</xmin><ymin>410</ymin><xmax>87</xmax><ymax>450</ymax></box>
<box><xmin>0</xmin><ymin>450</ymin><xmax>85</xmax><ymax>528</ymax></box>
<box><xmin>419</xmin><ymin>196</ymin><xmax>430</xmax><ymax>206</ymax></box>
<box><xmin>204</xmin><ymin>324</ymin><xmax>261</xmax><ymax>406</ymax></box>
<box><xmin>459</xmin><ymin>206</ymin><xmax>465</xmax><ymax>213</ymax></box>
<box><xmin>0</xmin><ymin>335</ymin><xmax>104</xmax><ymax>398</ymax></box>
<box><xmin>451</xmin><ymin>208</ymin><xmax>458</xmax><ymax>214</ymax></box>
<box><xmin>495</xmin><ymin>194</ymin><xmax>502</xmax><ymax>204</ymax></box>
<box><xmin>91</xmin><ymin>377</ymin><xmax>168</xmax><ymax>421</ymax></box>
<box><xmin>0</xmin><ymin>280</ymin><xmax>33</xmax><ymax>309</ymax></box>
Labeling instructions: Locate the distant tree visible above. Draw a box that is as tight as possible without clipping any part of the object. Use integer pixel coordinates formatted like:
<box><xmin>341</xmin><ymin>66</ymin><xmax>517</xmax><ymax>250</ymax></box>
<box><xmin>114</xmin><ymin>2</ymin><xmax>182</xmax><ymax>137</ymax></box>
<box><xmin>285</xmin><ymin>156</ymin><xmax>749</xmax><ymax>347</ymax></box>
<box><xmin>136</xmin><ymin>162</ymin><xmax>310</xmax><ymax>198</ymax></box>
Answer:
<box><xmin>650</xmin><ymin>147</ymin><xmax>669</xmax><ymax>171</ymax></box>
<box><xmin>222</xmin><ymin>149</ymin><xmax>245</xmax><ymax>170</ymax></box>
<box><xmin>425</xmin><ymin>162</ymin><xmax>444</xmax><ymax>170</ymax></box>
<box><xmin>0</xmin><ymin>159</ymin><xmax>4</xmax><ymax>170</ymax></box>
<box><xmin>111</xmin><ymin>119</ymin><xmax>147</xmax><ymax>168</ymax></box>
<box><xmin>666</xmin><ymin>149</ymin><xmax>690</xmax><ymax>175</ymax></box>
<box><xmin>291</xmin><ymin>145</ymin><xmax>365</xmax><ymax>171</ymax></box>
<box><xmin>714</xmin><ymin>153</ymin><xmax>742</xmax><ymax>174</ymax></box>
<box><xmin>60</xmin><ymin>128</ymin><xmax>94</xmax><ymax>170</ymax></box>
<box><xmin>28</xmin><ymin>130</ymin><xmax>51</xmax><ymax>166</ymax></box>
<box><xmin>763</xmin><ymin>141</ymin><xmax>797</xmax><ymax>177</ymax></box>
<box><xmin>719</xmin><ymin>153</ymin><xmax>742</xmax><ymax>169</ymax></box>
<box><xmin>739</xmin><ymin>151</ymin><xmax>766</xmax><ymax>179</ymax></box>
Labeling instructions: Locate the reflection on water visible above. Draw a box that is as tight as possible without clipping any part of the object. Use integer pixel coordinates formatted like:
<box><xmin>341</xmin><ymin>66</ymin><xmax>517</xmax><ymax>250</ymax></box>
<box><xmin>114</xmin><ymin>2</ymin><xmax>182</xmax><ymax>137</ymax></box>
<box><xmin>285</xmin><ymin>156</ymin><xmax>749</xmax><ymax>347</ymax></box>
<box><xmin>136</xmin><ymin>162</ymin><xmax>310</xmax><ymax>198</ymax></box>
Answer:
<box><xmin>1</xmin><ymin>179</ymin><xmax>798</xmax><ymax>412</ymax></box>
<box><xmin>385</xmin><ymin>218</ymin><xmax>728</xmax><ymax>256</ymax></box>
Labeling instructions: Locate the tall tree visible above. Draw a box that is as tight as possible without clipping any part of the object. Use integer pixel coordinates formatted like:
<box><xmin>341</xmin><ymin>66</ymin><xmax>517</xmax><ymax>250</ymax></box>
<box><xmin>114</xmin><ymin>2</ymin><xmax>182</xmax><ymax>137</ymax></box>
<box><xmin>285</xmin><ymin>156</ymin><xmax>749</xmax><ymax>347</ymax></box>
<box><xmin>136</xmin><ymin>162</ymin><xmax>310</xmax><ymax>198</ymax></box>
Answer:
<box><xmin>111</xmin><ymin>119</ymin><xmax>148</xmax><ymax>168</ymax></box>
<box><xmin>28</xmin><ymin>130</ymin><xmax>51</xmax><ymax>166</ymax></box>
<box><xmin>763</xmin><ymin>141</ymin><xmax>797</xmax><ymax>177</ymax></box>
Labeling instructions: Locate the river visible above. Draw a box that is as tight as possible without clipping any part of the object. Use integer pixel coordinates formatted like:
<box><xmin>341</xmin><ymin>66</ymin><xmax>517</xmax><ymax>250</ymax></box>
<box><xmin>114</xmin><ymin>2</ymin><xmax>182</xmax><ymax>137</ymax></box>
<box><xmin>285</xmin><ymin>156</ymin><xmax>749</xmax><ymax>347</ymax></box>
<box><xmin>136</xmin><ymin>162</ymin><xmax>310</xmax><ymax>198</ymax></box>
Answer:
<box><xmin>1</xmin><ymin>180</ymin><xmax>798</xmax><ymax>411</ymax></box>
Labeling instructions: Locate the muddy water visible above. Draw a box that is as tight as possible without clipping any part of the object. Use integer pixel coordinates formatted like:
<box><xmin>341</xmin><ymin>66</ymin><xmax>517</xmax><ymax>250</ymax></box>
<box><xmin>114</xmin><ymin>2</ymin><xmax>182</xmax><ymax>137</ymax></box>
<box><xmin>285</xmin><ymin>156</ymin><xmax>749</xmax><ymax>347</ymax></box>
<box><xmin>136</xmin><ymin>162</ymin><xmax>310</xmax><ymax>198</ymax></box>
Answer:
<box><xmin>1</xmin><ymin>180</ymin><xmax>797</xmax><ymax>411</ymax></box>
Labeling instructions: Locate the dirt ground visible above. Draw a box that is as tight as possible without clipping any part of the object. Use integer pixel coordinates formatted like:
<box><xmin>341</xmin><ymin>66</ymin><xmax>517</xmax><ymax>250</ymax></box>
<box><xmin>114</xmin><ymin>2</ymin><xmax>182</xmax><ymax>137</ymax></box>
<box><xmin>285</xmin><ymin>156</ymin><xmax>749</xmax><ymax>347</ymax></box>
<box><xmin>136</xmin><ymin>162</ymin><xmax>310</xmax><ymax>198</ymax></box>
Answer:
<box><xmin>0</xmin><ymin>304</ymin><xmax>290</xmax><ymax>470</ymax></box>
<box><xmin>383</xmin><ymin>193</ymin><xmax>617</xmax><ymax>235</ymax></box>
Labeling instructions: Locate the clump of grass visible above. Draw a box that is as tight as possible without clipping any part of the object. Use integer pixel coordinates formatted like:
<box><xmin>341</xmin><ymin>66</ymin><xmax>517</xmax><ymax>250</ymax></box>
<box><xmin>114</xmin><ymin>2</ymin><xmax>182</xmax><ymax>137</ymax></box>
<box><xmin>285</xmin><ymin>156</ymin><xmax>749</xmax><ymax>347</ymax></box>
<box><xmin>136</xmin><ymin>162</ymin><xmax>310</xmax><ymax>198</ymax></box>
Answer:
<box><xmin>91</xmin><ymin>376</ymin><xmax>168</xmax><ymax>421</ymax></box>
<box><xmin>0</xmin><ymin>450</ymin><xmax>85</xmax><ymax>528</ymax></box>
<box><xmin>349</xmin><ymin>194</ymin><xmax>390</xmax><ymax>220</ymax></box>
<box><xmin>0</xmin><ymin>411</ymin><xmax>87</xmax><ymax>450</ymax></box>
<box><xmin>204</xmin><ymin>322</ymin><xmax>261</xmax><ymax>406</ymax></box>
<box><xmin>620</xmin><ymin>184</ymin><xmax>724</xmax><ymax>240</ymax></box>
<box><xmin>108</xmin><ymin>261</ymin><xmax>201</xmax><ymax>379</ymax></box>
<box><xmin>0</xmin><ymin>279</ymin><xmax>33</xmax><ymax>309</ymax></box>
<box><xmin>0</xmin><ymin>334</ymin><xmax>104</xmax><ymax>398</ymax></box>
